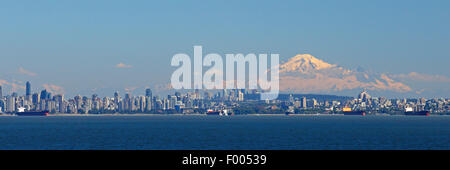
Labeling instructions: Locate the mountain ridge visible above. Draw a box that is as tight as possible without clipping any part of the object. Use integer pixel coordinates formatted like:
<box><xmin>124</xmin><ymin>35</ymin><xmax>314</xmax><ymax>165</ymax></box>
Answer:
<box><xmin>280</xmin><ymin>54</ymin><xmax>336</xmax><ymax>73</ymax></box>
<box><xmin>278</xmin><ymin>54</ymin><xmax>412</xmax><ymax>94</ymax></box>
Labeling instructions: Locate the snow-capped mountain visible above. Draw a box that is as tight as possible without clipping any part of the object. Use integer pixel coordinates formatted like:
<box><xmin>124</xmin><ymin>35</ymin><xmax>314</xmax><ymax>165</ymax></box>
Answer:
<box><xmin>278</xmin><ymin>54</ymin><xmax>412</xmax><ymax>95</ymax></box>
<box><xmin>280</xmin><ymin>54</ymin><xmax>336</xmax><ymax>73</ymax></box>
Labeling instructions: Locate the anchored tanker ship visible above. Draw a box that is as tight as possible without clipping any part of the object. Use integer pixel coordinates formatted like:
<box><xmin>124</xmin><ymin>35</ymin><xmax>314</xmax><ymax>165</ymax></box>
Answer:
<box><xmin>404</xmin><ymin>111</ymin><xmax>429</xmax><ymax>116</ymax></box>
<box><xmin>206</xmin><ymin>109</ymin><xmax>229</xmax><ymax>116</ymax></box>
<box><xmin>343</xmin><ymin>110</ymin><xmax>366</xmax><ymax>116</ymax></box>
<box><xmin>342</xmin><ymin>107</ymin><xmax>366</xmax><ymax>116</ymax></box>
<box><xmin>15</xmin><ymin>110</ymin><xmax>49</xmax><ymax>116</ymax></box>
<box><xmin>404</xmin><ymin>107</ymin><xmax>429</xmax><ymax>116</ymax></box>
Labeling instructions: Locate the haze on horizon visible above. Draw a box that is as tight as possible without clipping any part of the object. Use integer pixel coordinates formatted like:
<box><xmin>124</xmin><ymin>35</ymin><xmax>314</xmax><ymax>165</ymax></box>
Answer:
<box><xmin>0</xmin><ymin>0</ymin><xmax>449</xmax><ymax>98</ymax></box>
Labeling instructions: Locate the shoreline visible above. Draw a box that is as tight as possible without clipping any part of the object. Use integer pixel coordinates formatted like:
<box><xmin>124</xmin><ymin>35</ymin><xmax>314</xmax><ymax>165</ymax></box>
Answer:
<box><xmin>1</xmin><ymin>113</ymin><xmax>448</xmax><ymax>117</ymax></box>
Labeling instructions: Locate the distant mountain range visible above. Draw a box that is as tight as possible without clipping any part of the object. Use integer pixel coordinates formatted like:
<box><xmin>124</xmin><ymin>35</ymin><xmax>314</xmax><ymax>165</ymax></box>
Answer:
<box><xmin>245</xmin><ymin>93</ymin><xmax>353</xmax><ymax>102</ymax></box>
<box><xmin>278</xmin><ymin>54</ymin><xmax>449</xmax><ymax>98</ymax></box>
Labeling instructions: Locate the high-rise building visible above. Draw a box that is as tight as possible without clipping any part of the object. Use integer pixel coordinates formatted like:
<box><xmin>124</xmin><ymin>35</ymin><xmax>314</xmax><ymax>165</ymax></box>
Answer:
<box><xmin>289</xmin><ymin>94</ymin><xmax>294</xmax><ymax>103</ymax></box>
<box><xmin>26</xmin><ymin>81</ymin><xmax>31</xmax><ymax>96</ymax></box>
<box><xmin>74</xmin><ymin>95</ymin><xmax>82</xmax><ymax>111</ymax></box>
<box><xmin>55</xmin><ymin>94</ymin><xmax>64</xmax><ymax>113</ymax></box>
<box><xmin>32</xmin><ymin>93</ymin><xmax>40</xmax><ymax>109</ymax></box>
<box><xmin>6</xmin><ymin>96</ymin><xmax>16</xmax><ymax>112</ymax></box>
<box><xmin>145</xmin><ymin>96</ymin><xmax>152</xmax><ymax>112</ymax></box>
<box><xmin>302</xmin><ymin>97</ymin><xmax>307</xmax><ymax>109</ymax></box>
<box><xmin>114</xmin><ymin>91</ymin><xmax>120</xmax><ymax>104</ymax></box>
<box><xmin>312</xmin><ymin>98</ymin><xmax>318</xmax><ymax>108</ymax></box>
<box><xmin>40</xmin><ymin>90</ymin><xmax>48</xmax><ymax>100</ymax></box>
<box><xmin>124</xmin><ymin>93</ymin><xmax>131</xmax><ymax>111</ymax></box>
<box><xmin>238</xmin><ymin>90</ymin><xmax>244</xmax><ymax>101</ymax></box>
<box><xmin>223</xmin><ymin>89</ymin><xmax>228</xmax><ymax>100</ymax></box>
<box><xmin>169</xmin><ymin>95</ymin><xmax>177</xmax><ymax>109</ymax></box>
<box><xmin>145</xmin><ymin>88</ymin><xmax>152</xmax><ymax>98</ymax></box>
<box><xmin>139</xmin><ymin>96</ymin><xmax>146</xmax><ymax>112</ymax></box>
<box><xmin>92</xmin><ymin>94</ymin><xmax>98</xmax><ymax>101</ymax></box>
<box><xmin>0</xmin><ymin>99</ymin><xmax>4</xmax><ymax>112</ymax></box>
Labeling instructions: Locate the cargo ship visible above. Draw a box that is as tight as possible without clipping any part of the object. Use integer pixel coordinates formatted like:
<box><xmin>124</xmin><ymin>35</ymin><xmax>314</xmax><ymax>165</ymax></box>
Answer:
<box><xmin>15</xmin><ymin>110</ymin><xmax>49</xmax><ymax>116</ymax></box>
<box><xmin>404</xmin><ymin>111</ymin><xmax>429</xmax><ymax>116</ymax></box>
<box><xmin>404</xmin><ymin>107</ymin><xmax>429</xmax><ymax>116</ymax></box>
<box><xmin>342</xmin><ymin>107</ymin><xmax>366</xmax><ymax>116</ymax></box>
<box><xmin>343</xmin><ymin>111</ymin><xmax>366</xmax><ymax>116</ymax></box>
<box><xmin>207</xmin><ymin>110</ymin><xmax>221</xmax><ymax>115</ymax></box>
<box><xmin>206</xmin><ymin>109</ymin><xmax>229</xmax><ymax>116</ymax></box>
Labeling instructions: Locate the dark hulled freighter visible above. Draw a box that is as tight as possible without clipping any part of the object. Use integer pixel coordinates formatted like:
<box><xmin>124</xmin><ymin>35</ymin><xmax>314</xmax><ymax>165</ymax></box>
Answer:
<box><xmin>404</xmin><ymin>111</ymin><xmax>429</xmax><ymax>116</ymax></box>
<box><xmin>15</xmin><ymin>111</ymin><xmax>49</xmax><ymax>116</ymax></box>
<box><xmin>342</xmin><ymin>107</ymin><xmax>366</xmax><ymax>116</ymax></box>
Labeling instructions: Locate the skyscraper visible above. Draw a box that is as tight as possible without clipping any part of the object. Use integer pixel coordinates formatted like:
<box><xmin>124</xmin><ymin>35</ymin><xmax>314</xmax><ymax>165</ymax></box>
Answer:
<box><xmin>6</xmin><ymin>96</ymin><xmax>15</xmax><ymax>112</ymax></box>
<box><xmin>145</xmin><ymin>95</ymin><xmax>152</xmax><ymax>112</ymax></box>
<box><xmin>26</xmin><ymin>81</ymin><xmax>31</xmax><ymax>96</ymax></box>
<box><xmin>124</xmin><ymin>93</ymin><xmax>131</xmax><ymax>111</ymax></box>
<box><xmin>32</xmin><ymin>93</ymin><xmax>40</xmax><ymax>108</ymax></box>
<box><xmin>289</xmin><ymin>94</ymin><xmax>294</xmax><ymax>103</ymax></box>
<box><xmin>145</xmin><ymin>88</ymin><xmax>152</xmax><ymax>98</ymax></box>
<box><xmin>55</xmin><ymin>94</ymin><xmax>64</xmax><ymax>113</ymax></box>
<box><xmin>40</xmin><ymin>89</ymin><xmax>48</xmax><ymax>100</ymax></box>
<box><xmin>114</xmin><ymin>91</ymin><xmax>120</xmax><ymax>105</ymax></box>
<box><xmin>302</xmin><ymin>97</ymin><xmax>307</xmax><ymax>109</ymax></box>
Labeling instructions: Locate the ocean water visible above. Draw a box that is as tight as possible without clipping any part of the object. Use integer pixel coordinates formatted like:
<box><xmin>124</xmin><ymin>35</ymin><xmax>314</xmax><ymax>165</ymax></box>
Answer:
<box><xmin>0</xmin><ymin>115</ymin><xmax>449</xmax><ymax>150</ymax></box>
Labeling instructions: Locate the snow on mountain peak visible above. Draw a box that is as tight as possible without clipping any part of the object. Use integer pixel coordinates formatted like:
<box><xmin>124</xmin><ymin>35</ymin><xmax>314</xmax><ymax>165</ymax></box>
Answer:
<box><xmin>278</xmin><ymin>54</ymin><xmax>413</xmax><ymax>94</ymax></box>
<box><xmin>280</xmin><ymin>54</ymin><xmax>336</xmax><ymax>73</ymax></box>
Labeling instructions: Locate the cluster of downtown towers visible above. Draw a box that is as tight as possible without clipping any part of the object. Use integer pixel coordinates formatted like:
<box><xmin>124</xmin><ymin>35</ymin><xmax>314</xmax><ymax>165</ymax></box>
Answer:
<box><xmin>1</xmin><ymin>81</ymin><xmax>448</xmax><ymax>115</ymax></box>
<box><xmin>0</xmin><ymin>82</ymin><xmax>244</xmax><ymax>114</ymax></box>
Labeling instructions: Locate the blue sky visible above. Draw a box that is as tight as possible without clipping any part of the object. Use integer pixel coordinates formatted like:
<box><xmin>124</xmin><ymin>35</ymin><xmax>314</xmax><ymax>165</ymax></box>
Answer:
<box><xmin>0</xmin><ymin>0</ymin><xmax>449</xmax><ymax>97</ymax></box>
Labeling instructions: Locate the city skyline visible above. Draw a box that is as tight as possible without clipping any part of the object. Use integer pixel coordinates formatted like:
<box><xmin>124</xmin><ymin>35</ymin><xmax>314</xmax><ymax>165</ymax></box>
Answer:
<box><xmin>1</xmin><ymin>80</ymin><xmax>449</xmax><ymax>100</ymax></box>
<box><xmin>0</xmin><ymin>80</ymin><xmax>447</xmax><ymax>115</ymax></box>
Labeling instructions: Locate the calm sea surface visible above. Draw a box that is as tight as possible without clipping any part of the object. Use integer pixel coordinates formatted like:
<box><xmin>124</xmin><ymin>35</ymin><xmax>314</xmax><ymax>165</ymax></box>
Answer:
<box><xmin>0</xmin><ymin>115</ymin><xmax>449</xmax><ymax>150</ymax></box>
